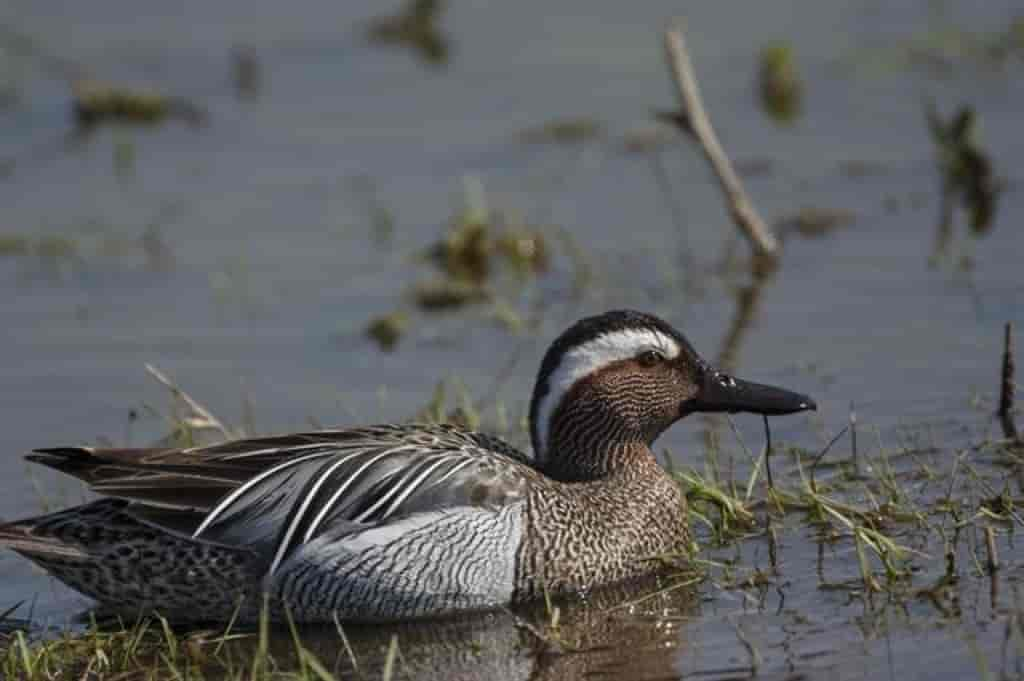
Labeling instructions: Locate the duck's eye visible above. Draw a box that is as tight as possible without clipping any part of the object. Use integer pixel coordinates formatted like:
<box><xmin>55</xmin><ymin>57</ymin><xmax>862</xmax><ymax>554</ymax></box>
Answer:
<box><xmin>637</xmin><ymin>350</ymin><xmax>664</xmax><ymax>368</ymax></box>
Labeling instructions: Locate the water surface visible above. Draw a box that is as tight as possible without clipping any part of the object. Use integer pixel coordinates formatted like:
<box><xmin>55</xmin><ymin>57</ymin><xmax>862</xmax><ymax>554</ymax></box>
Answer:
<box><xmin>2</xmin><ymin>0</ymin><xmax>1023</xmax><ymax>678</ymax></box>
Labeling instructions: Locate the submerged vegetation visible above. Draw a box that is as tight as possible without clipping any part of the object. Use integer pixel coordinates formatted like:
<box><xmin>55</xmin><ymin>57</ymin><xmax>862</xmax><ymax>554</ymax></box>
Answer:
<box><xmin>367</xmin><ymin>0</ymin><xmax>451</xmax><ymax>66</ymax></box>
<box><xmin>517</xmin><ymin>118</ymin><xmax>604</xmax><ymax>146</ymax></box>
<box><xmin>845</xmin><ymin>13</ymin><xmax>1024</xmax><ymax>74</ymax></box>
<box><xmin>423</xmin><ymin>177</ymin><xmax>550</xmax><ymax>285</ymax></box>
<box><xmin>0</xmin><ymin>213</ymin><xmax>177</xmax><ymax>274</ymax></box>
<box><xmin>71</xmin><ymin>79</ymin><xmax>205</xmax><ymax>128</ymax></box>
<box><xmin>362</xmin><ymin>176</ymin><xmax>562</xmax><ymax>350</ymax></box>
<box><xmin>927</xmin><ymin>102</ymin><xmax>1001</xmax><ymax>236</ymax></box>
<box><xmin>0</xmin><ymin>234</ymin><xmax>77</xmax><ymax>260</ymax></box>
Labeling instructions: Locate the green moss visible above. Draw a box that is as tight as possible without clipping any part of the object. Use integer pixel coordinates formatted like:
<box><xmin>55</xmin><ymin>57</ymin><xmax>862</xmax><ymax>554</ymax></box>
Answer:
<box><xmin>495</xmin><ymin>228</ymin><xmax>549</xmax><ymax>275</ymax></box>
<box><xmin>0</xmin><ymin>234</ymin><xmax>80</xmax><ymax>260</ymax></box>
<box><xmin>429</xmin><ymin>218</ymin><xmax>493</xmax><ymax>283</ymax></box>
<box><xmin>70</xmin><ymin>79</ymin><xmax>205</xmax><ymax>127</ymax></box>
<box><xmin>73</xmin><ymin>79</ymin><xmax>171</xmax><ymax>125</ymax></box>
<box><xmin>413</xmin><ymin>278</ymin><xmax>491</xmax><ymax>310</ymax></box>
<box><xmin>926</xmin><ymin>102</ymin><xmax>1000</xmax><ymax>234</ymax></box>
<box><xmin>34</xmin><ymin>236</ymin><xmax>77</xmax><ymax>260</ymax></box>
<box><xmin>366</xmin><ymin>0</ymin><xmax>450</xmax><ymax>66</ymax></box>
<box><xmin>519</xmin><ymin>118</ymin><xmax>603</xmax><ymax>145</ymax></box>
<box><xmin>0</xmin><ymin>234</ymin><xmax>30</xmax><ymax>256</ymax></box>
<box><xmin>758</xmin><ymin>42</ymin><xmax>802</xmax><ymax>124</ymax></box>
<box><xmin>780</xmin><ymin>207</ymin><xmax>855</xmax><ymax>238</ymax></box>
<box><xmin>365</xmin><ymin>311</ymin><xmax>409</xmax><ymax>351</ymax></box>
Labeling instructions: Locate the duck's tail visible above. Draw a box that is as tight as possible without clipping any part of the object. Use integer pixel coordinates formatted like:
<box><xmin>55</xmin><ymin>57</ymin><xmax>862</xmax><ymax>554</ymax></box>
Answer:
<box><xmin>1</xmin><ymin>499</ymin><xmax>261</xmax><ymax>621</ymax></box>
<box><xmin>0</xmin><ymin>519</ymin><xmax>89</xmax><ymax>560</ymax></box>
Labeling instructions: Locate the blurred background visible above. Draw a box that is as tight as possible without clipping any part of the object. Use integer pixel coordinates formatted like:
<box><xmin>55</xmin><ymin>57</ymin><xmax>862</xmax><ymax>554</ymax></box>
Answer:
<box><xmin>1</xmin><ymin>0</ymin><xmax>1022</xmax><ymax>677</ymax></box>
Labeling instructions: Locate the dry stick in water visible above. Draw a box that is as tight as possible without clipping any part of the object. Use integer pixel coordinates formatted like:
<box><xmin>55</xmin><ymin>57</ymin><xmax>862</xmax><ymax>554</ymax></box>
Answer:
<box><xmin>999</xmin><ymin>322</ymin><xmax>1019</xmax><ymax>442</ymax></box>
<box><xmin>767</xmin><ymin>516</ymin><xmax>779</xmax><ymax>573</ymax></box>
<box><xmin>985</xmin><ymin>526</ymin><xmax>999</xmax><ymax>574</ymax></box>
<box><xmin>145</xmin><ymin>363</ymin><xmax>233</xmax><ymax>440</ymax></box>
<box><xmin>809</xmin><ymin>424</ymin><xmax>851</xmax><ymax>491</ymax></box>
<box><xmin>730</xmin><ymin>618</ymin><xmax>763</xmax><ymax>675</ymax></box>
<box><xmin>662</xmin><ymin>24</ymin><xmax>779</xmax><ymax>261</ymax></box>
<box><xmin>849</xmin><ymin>401</ymin><xmax>860</xmax><ymax>476</ymax></box>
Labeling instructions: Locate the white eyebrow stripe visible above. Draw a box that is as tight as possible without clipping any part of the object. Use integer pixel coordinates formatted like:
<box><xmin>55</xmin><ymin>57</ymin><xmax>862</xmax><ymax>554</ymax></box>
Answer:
<box><xmin>534</xmin><ymin>328</ymin><xmax>680</xmax><ymax>460</ymax></box>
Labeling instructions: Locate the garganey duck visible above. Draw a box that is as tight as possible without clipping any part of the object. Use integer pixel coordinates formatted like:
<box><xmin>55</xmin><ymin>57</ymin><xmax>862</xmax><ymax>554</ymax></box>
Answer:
<box><xmin>0</xmin><ymin>310</ymin><xmax>814</xmax><ymax>622</ymax></box>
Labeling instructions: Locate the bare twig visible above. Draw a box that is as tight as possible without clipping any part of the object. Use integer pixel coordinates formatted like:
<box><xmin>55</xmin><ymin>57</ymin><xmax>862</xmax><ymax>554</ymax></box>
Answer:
<box><xmin>767</xmin><ymin>515</ymin><xmax>778</xmax><ymax>573</ymax></box>
<box><xmin>999</xmin><ymin>322</ymin><xmax>1019</xmax><ymax>442</ymax></box>
<box><xmin>985</xmin><ymin>526</ymin><xmax>999</xmax><ymax>574</ymax></box>
<box><xmin>809</xmin><ymin>424</ymin><xmax>851</xmax><ymax>490</ymax></box>
<box><xmin>850</xmin><ymin>401</ymin><xmax>861</xmax><ymax>475</ymax></box>
<box><xmin>0</xmin><ymin>600</ymin><xmax>24</xmax><ymax>626</ymax></box>
<box><xmin>332</xmin><ymin>612</ymin><xmax>363</xmax><ymax>680</ymax></box>
<box><xmin>145</xmin><ymin>363</ymin><xmax>233</xmax><ymax>440</ymax></box>
<box><xmin>730</xmin><ymin>617</ymin><xmax>762</xmax><ymax>674</ymax></box>
<box><xmin>662</xmin><ymin>23</ymin><xmax>779</xmax><ymax>260</ymax></box>
<box><xmin>381</xmin><ymin>634</ymin><xmax>399</xmax><ymax>681</ymax></box>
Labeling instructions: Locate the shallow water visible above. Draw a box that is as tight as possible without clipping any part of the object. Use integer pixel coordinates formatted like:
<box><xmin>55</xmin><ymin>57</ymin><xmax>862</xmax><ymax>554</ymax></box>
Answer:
<box><xmin>1</xmin><ymin>0</ymin><xmax>1023</xmax><ymax>678</ymax></box>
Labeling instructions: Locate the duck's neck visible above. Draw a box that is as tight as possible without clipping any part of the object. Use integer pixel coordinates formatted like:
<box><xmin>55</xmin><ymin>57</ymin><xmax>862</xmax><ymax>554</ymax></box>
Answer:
<box><xmin>539</xmin><ymin>427</ymin><xmax>659</xmax><ymax>483</ymax></box>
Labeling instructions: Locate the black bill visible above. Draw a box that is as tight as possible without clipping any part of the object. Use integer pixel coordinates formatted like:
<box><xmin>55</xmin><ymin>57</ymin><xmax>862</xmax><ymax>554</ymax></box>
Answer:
<box><xmin>689</xmin><ymin>368</ymin><xmax>816</xmax><ymax>416</ymax></box>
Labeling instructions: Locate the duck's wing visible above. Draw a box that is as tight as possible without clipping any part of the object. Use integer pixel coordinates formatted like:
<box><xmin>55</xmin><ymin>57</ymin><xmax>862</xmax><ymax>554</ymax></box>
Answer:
<box><xmin>27</xmin><ymin>424</ymin><xmax>536</xmax><ymax>573</ymax></box>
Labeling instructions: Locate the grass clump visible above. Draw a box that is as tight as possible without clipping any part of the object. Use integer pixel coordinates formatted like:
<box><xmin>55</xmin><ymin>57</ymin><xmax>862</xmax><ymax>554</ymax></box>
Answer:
<box><xmin>673</xmin><ymin>413</ymin><xmax>1018</xmax><ymax>600</ymax></box>
<box><xmin>0</xmin><ymin>612</ymin><xmax>351</xmax><ymax>681</ymax></box>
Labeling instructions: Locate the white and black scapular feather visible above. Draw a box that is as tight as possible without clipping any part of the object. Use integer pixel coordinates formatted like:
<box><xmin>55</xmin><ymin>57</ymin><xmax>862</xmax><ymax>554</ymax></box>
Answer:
<box><xmin>0</xmin><ymin>310</ymin><xmax>815</xmax><ymax>622</ymax></box>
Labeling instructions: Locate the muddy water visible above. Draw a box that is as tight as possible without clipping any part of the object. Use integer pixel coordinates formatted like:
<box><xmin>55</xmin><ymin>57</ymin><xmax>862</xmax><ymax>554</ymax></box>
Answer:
<box><xmin>2</xmin><ymin>0</ymin><xmax>1023</xmax><ymax>678</ymax></box>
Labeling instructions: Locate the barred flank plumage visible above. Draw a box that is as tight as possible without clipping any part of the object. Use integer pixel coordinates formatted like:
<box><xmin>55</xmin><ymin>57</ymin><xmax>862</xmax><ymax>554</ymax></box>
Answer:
<box><xmin>274</xmin><ymin>504</ymin><xmax>524</xmax><ymax>620</ymax></box>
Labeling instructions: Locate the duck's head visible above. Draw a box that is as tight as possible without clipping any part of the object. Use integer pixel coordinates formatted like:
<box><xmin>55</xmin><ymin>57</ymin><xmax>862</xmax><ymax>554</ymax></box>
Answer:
<box><xmin>528</xmin><ymin>309</ymin><xmax>815</xmax><ymax>481</ymax></box>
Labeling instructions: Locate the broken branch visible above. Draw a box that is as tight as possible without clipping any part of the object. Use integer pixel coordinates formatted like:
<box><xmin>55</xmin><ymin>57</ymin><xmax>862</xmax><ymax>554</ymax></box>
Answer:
<box><xmin>662</xmin><ymin>23</ymin><xmax>779</xmax><ymax>261</ymax></box>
